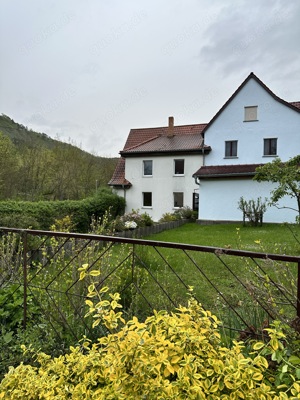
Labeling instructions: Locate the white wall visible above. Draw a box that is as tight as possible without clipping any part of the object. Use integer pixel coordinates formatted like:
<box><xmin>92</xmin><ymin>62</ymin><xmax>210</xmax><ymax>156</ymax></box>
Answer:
<box><xmin>199</xmin><ymin>178</ymin><xmax>298</xmax><ymax>223</ymax></box>
<box><xmin>197</xmin><ymin>77</ymin><xmax>300</xmax><ymax>224</ymax></box>
<box><xmin>204</xmin><ymin>78</ymin><xmax>300</xmax><ymax>166</ymax></box>
<box><xmin>122</xmin><ymin>154</ymin><xmax>202</xmax><ymax>221</ymax></box>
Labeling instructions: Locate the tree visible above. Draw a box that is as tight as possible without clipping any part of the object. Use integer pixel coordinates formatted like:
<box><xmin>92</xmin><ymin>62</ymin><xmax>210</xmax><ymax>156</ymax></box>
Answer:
<box><xmin>0</xmin><ymin>131</ymin><xmax>20</xmax><ymax>199</ymax></box>
<box><xmin>254</xmin><ymin>155</ymin><xmax>300</xmax><ymax>223</ymax></box>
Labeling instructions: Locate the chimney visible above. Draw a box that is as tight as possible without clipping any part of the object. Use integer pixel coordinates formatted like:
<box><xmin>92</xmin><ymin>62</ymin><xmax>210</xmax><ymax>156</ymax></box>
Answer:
<box><xmin>168</xmin><ymin>116</ymin><xmax>174</xmax><ymax>137</ymax></box>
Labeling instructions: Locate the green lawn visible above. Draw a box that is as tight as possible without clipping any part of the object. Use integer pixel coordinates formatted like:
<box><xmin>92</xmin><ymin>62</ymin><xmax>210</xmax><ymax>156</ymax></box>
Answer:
<box><xmin>145</xmin><ymin>222</ymin><xmax>300</xmax><ymax>255</ymax></box>
<box><xmin>125</xmin><ymin>222</ymin><xmax>300</xmax><ymax>333</ymax></box>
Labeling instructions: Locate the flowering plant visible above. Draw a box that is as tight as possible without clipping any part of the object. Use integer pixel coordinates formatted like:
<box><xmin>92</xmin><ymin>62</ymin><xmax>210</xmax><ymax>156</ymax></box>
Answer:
<box><xmin>124</xmin><ymin>221</ymin><xmax>137</xmax><ymax>229</ymax></box>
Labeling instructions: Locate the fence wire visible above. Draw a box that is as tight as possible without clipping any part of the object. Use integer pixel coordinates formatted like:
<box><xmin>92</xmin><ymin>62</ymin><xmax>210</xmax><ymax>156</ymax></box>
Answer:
<box><xmin>1</xmin><ymin>227</ymin><xmax>300</xmax><ymax>343</ymax></box>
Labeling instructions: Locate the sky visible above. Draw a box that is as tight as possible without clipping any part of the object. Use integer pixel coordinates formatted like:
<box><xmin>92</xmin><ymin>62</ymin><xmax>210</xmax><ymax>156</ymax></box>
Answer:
<box><xmin>1</xmin><ymin>0</ymin><xmax>300</xmax><ymax>157</ymax></box>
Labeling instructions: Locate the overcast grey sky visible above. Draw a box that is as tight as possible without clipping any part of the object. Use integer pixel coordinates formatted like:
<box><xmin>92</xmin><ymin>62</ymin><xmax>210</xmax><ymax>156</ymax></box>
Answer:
<box><xmin>1</xmin><ymin>0</ymin><xmax>300</xmax><ymax>157</ymax></box>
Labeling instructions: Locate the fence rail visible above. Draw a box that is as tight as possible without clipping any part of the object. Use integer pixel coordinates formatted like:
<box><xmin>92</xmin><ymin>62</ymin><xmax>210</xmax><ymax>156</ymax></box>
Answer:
<box><xmin>1</xmin><ymin>227</ymin><xmax>300</xmax><ymax>344</ymax></box>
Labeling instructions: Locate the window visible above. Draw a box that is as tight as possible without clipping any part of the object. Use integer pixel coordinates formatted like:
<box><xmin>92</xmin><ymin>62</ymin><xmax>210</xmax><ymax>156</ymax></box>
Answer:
<box><xmin>143</xmin><ymin>160</ymin><xmax>153</xmax><ymax>176</ymax></box>
<box><xmin>173</xmin><ymin>192</ymin><xmax>183</xmax><ymax>208</ymax></box>
<box><xmin>264</xmin><ymin>138</ymin><xmax>277</xmax><ymax>156</ymax></box>
<box><xmin>225</xmin><ymin>140</ymin><xmax>238</xmax><ymax>157</ymax></box>
<box><xmin>244</xmin><ymin>106</ymin><xmax>258</xmax><ymax>121</ymax></box>
<box><xmin>174</xmin><ymin>159</ymin><xmax>184</xmax><ymax>175</ymax></box>
<box><xmin>143</xmin><ymin>192</ymin><xmax>152</xmax><ymax>207</ymax></box>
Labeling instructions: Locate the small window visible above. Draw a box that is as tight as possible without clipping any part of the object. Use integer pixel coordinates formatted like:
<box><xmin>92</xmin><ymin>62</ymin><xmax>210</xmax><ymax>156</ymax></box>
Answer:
<box><xmin>174</xmin><ymin>159</ymin><xmax>184</xmax><ymax>175</ymax></box>
<box><xmin>143</xmin><ymin>160</ymin><xmax>152</xmax><ymax>176</ymax></box>
<box><xmin>264</xmin><ymin>138</ymin><xmax>277</xmax><ymax>156</ymax></box>
<box><xmin>244</xmin><ymin>106</ymin><xmax>258</xmax><ymax>121</ymax></box>
<box><xmin>143</xmin><ymin>192</ymin><xmax>152</xmax><ymax>207</ymax></box>
<box><xmin>225</xmin><ymin>140</ymin><xmax>238</xmax><ymax>157</ymax></box>
<box><xmin>173</xmin><ymin>192</ymin><xmax>183</xmax><ymax>208</ymax></box>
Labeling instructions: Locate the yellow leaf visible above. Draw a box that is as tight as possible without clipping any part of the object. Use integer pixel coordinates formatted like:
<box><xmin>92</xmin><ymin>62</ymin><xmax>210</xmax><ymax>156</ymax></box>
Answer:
<box><xmin>270</xmin><ymin>338</ymin><xmax>279</xmax><ymax>351</ymax></box>
<box><xmin>164</xmin><ymin>366</ymin><xmax>171</xmax><ymax>377</ymax></box>
<box><xmin>92</xmin><ymin>319</ymin><xmax>101</xmax><ymax>328</ymax></box>
<box><xmin>252</xmin><ymin>342</ymin><xmax>265</xmax><ymax>351</ymax></box>
<box><xmin>210</xmin><ymin>383</ymin><xmax>219</xmax><ymax>393</ymax></box>
<box><xmin>79</xmin><ymin>271</ymin><xmax>86</xmax><ymax>281</ymax></box>
<box><xmin>171</xmin><ymin>356</ymin><xmax>181</xmax><ymax>364</ymax></box>
<box><xmin>89</xmin><ymin>270</ymin><xmax>100</xmax><ymax>277</ymax></box>
<box><xmin>252</xmin><ymin>372</ymin><xmax>263</xmax><ymax>381</ymax></box>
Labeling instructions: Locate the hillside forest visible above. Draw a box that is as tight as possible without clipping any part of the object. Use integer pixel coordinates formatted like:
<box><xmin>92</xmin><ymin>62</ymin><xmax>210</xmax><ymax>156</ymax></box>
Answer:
<box><xmin>0</xmin><ymin>114</ymin><xmax>118</xmax><ymax>201</ymax></box>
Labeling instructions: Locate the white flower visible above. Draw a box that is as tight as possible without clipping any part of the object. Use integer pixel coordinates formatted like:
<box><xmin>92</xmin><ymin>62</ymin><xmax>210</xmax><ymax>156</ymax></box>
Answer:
<box><xmin>125</xmin><ymin>221</ymin><xmax>137</xmax><ymax>229</ymax></box>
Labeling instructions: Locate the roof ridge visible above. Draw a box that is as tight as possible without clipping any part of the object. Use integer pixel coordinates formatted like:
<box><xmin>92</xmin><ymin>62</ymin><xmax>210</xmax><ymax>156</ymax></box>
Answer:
<box><xmin>130</xmin><ymin>122</ymin><xmax>207</xmax><ymax>131</ymax></box>
<box><xmin>124</xmin><ymin>135</ymin><xmax>159</xmax><ymax>151</ymax></box>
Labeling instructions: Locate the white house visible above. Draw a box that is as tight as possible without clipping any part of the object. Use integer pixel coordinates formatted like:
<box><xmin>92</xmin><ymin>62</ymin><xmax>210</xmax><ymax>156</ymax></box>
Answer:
<box><xmin>109</xmin><ymin>117</ymin><xmax>210</xmax><ymax>221</ymax></box>
<box><xmin>193</xmin><ymin>72</ymin><xmax>300</xmax><ymax>223</ymax></box>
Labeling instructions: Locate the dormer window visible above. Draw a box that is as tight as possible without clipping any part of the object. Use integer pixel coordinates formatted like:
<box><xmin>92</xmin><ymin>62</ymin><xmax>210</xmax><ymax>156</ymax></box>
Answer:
<box><xmin>244</xmin><ymin>106</ymin><xmax>258</xmax><ymax>122</ymax></box>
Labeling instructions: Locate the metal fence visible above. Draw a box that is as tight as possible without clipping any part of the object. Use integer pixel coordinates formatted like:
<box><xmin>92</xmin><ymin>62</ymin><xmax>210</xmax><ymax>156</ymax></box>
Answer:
<box><xmin>1</xmin><ymin>227</ymin><xmax>300</xmax><ymax>343</ymax></box>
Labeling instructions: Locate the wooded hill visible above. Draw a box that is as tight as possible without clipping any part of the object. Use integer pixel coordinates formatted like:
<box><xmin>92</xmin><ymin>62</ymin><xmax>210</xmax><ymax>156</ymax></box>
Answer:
<box><xmin>0</xmin><ymin>114</ymin><xmax>118</xmax><ymax>201</ymax></box>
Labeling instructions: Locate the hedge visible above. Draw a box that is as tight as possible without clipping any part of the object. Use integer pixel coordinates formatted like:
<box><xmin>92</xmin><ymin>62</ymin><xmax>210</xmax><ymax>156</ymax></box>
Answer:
<box><xmin>0</xmin><ymin>189</ymin><xmax>125</xmax><ymax>232</ymax></box>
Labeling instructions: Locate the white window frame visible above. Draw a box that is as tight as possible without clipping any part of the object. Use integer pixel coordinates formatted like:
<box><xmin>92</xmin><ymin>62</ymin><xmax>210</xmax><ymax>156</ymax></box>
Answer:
<box><xmin>142</xmin><ymin>192</ymin><xmax>152</xmax><ymax>208</ymax></box>
<box><xmin>174</xmin><ymin>159</ymin><xmax>185</xmax><ymax>176</ymax></box>
<box><xmin>143</xmin><ymin>160</ymin><xmax>153</xmax><ymax>176</ymax></box>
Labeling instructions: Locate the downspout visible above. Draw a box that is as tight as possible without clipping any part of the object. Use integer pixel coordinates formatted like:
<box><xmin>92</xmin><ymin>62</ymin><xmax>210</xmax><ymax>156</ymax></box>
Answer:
<box><xmin>121</xmin><ymin>185</ymin><xmax>127</xmax><ymax>202</ymax></box>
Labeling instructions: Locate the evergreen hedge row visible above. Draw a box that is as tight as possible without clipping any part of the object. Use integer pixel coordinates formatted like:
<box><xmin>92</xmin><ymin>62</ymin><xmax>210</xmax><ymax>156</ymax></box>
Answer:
<box><xmin>0</xmin><ymin>189</ymin><xmax>125</xmax><ymax>232</ymax></box>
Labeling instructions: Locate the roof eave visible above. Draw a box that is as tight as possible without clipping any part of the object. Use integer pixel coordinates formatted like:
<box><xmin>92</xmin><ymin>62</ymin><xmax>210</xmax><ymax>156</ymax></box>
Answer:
<box><xmin>195</xmin><ymin>172</ymin><xmax>256</xmax><ymax>179</ymax></box>
<box><xmin>120</xmin><ymin>147</ymin><xmax>211</xmax><ymax>158</ymax></box>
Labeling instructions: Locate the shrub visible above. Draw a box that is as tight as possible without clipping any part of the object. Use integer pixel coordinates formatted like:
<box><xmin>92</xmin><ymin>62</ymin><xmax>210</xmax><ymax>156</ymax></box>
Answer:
<box><xmin>113</xmin><ymin>209</ymin><xmax>154</xmax><ymax>231</ymax></box>
<box><xmin>2</xmin><ymin>270</ymin><xmax>298</xmax><ymax>399</ymax></box>
<box><xmin>159</xmin><ymin>212</ymin><xmax>180</xmax><ymax>222</ymax></box>
<box><xmin>0</xmin><ymin>189</ymin><xmax>125</xmax><ymax>232</ymax></box>
<box><xmin>175</xmin><ymin>206</ymin><xmax>197</xmax><ymax>220</ymax></box>
<box><xmin>159</xmin><ymin>207</ymin><xmax>196</xmax><ymax>222</ymax></box>
<box><xmin>238</xmin><ymin>196</ymin><xmax>267</xmax><ymax>226</ymax></box>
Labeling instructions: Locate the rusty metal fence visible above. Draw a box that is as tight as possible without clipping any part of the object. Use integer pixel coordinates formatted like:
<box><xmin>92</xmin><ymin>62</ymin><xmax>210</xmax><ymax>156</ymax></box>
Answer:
<box><xmin>1</xmin><ymin>227</ymin><xmax>300</xmax><ymax>343</ymax></box>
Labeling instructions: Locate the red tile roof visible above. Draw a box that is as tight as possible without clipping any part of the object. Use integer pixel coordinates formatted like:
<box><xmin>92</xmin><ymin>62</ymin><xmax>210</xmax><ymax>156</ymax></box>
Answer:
<box><xmin>109</xmin><ymin>122</ymin><xmax>208</xmax><ymax>186</ymax></box>
<box><xmin>108</xmin><ymin>158</ymin><xmax>132</xmax><ymax>186</ymax></box>
<box><xmin>121</xmin><ymin>134</ymin><xmax>210</xmax><ymax>155</ymax></box>
<box><xmin>122</xmin><ymin>123</ymin><xmax>207</xmax><ymax>154</ymax></box>
<box><xmin>193</xmin><ymin>164</ymin><xmax>265</xmax><ymax>178</ymax></box>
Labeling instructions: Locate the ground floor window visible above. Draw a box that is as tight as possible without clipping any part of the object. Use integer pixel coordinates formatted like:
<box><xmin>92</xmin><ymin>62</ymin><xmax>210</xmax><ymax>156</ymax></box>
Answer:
<box><xmin>143</xmin><ymin>192</ymin><xmax>152</xmax><ymax>207</ymax></box>
<box><xmin>173</xmin><ymin>192</ymin><xmax>183</xmax><ymax>208</ymax></box>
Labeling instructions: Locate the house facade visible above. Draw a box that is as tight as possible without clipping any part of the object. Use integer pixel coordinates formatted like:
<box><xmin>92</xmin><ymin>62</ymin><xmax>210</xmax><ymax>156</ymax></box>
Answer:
<box><xmin>109</xmin><ymin>117</ymin><xmax>210</xmax><ymax>221</ymax></box>
<box><xmin>193</xmin><ymin>73</ymin><xmax>300</xmax><ymax>223</ymax></box>
<box><xmin>110</xmin><ymin>73</ymin><xmax>300</xmax><ymax>224</ymax></box>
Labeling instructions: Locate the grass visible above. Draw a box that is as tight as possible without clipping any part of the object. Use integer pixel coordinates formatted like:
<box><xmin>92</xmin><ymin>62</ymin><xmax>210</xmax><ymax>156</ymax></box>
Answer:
<box><xmin>145</xmin><ymin>222</ymin><xmax>300</xmax><ymax>255</ymax></box>
<box><xmin>125</xmin><ymin>222</ymin><xmax>300</xmax><ymax>333</ymax></box>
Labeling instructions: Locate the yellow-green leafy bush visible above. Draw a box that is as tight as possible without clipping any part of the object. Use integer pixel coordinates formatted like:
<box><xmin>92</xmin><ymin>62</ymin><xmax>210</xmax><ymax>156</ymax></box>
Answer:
<box><xmin>0</xmin><ymin>301</ymin><xmax>280</xmax><ymax>398</ymax></box>
<box><xmin>1</xmin><ymin>268</ymin><xmax>300</xmax><ymax>399</ymax></box>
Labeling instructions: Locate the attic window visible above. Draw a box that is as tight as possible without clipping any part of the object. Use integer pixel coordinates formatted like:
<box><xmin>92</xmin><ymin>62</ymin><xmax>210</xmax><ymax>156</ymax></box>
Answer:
<box><xmin>244</xmin><ymin>106</ymin><xmax>258</xmax><ymax>122</ymax></box>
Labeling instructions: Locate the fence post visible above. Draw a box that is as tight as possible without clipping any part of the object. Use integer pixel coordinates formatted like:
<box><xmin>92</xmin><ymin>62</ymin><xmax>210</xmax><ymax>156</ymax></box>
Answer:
<box><xmin>297</xmin><ymin>261</ymin><xmax>300</xmax><ymax>319</ymax></box>
<box><xmin>22</xmin><ymin>231</ymin><xmax>28</xmax><ymax>330</ymax></box>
